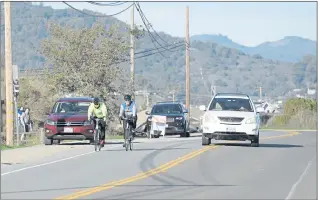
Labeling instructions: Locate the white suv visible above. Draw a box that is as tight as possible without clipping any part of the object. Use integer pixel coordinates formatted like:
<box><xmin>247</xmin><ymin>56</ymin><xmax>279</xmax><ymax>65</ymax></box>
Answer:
<box><xmin>199</xmin><ymin>93</ymin><xmax>262</xmax><ymax>147</ymax></box>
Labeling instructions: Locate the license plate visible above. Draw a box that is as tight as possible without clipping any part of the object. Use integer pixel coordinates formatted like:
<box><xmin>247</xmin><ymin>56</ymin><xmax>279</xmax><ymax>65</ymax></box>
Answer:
<box><xmin>167</xmin><ymin>118</ymin><xmax>174</xmax><ymax>122</ymax></box>
<box><xmin>64</xmin><ymin>127</ymin><xmax>73</xmax><ymax>133</ymax></box>
<box><xmin>226</xmin><ymin>126</ymin><xmax>236</xmax><ymax>132</ymax></box>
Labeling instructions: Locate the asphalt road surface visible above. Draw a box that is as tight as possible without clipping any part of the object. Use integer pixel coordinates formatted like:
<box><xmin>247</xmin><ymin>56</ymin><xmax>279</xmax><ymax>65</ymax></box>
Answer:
<box><xmin>1</xmin><ymin>131</ymin><xmax>316</xmax><ymax>199</ymax></box>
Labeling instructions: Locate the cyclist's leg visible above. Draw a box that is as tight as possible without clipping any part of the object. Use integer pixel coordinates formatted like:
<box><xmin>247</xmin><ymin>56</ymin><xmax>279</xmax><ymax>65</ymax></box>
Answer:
<box><xmin>97</xmin><ymin>120</ymin><xmax>104</xmax><ymax>146</ymax></box>
<box><xmin>100</xmin><ymin>120</ymin><xmax>106</xmax><ymax>141</ymax></box>
<box><xmin>132</xmin><ymin>117</ymin><xmax>137</xmax><ymax>137</ymax></box>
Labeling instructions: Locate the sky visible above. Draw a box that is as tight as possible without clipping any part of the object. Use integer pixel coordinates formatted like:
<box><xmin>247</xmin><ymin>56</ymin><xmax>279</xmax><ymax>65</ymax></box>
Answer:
<box><xmin>39</xmin><ymin>1</ymin><xmax>316</xmax><ymax>47</ymax></box>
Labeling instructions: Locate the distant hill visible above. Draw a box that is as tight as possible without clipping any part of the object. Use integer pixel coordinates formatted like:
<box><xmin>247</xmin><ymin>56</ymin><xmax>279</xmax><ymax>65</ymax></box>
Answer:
<box><xmin>0</xmin><ymin>2</ymin><xmax>316</xmax><ymax>104</ymax></box>
<box><xmin>191</xmin><ymin>34</ymin><xmax>316</xmax><ymax>62</ymax></box>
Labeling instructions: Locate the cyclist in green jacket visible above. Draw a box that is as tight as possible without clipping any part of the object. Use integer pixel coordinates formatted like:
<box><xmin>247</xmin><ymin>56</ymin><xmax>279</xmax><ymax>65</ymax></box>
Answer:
<box><xmin>88</xmin><ymin>97</ymin><xmax>107</xmax><ymax>147</ymax></box>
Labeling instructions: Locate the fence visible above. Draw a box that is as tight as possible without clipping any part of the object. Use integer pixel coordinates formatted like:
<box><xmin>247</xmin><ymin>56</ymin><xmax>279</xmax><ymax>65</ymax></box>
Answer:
<box><xmin>1</xmin><ymin>128</ymin><xmax>45</xmax><ymax>147</ymax></box>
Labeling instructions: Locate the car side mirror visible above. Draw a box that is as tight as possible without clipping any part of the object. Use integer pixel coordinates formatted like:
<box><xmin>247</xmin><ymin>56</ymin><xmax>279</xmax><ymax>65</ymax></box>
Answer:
<box><xmin>184</xmin><ymin>109</ymin><xmax>188</xmax><ymax>113</ymax></box>
<box><xmin>145</xmin><ymin>111</ymin><xmax>150</xmax><ymax>115</ymax></box>
<box><xmin>199</xmin><ymin>105</ymin><xmax>206</xmax><ymax>111</ymax></box>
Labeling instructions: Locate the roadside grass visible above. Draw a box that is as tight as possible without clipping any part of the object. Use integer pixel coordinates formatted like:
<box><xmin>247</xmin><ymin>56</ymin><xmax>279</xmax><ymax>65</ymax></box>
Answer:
<box><xmin>107</xmin><ymin>135</ymin><xmax>123</xmax><ymax>139</ymax></box>
<box><xmin>1</xmin><ymin>134</ymin><xmax>41</xmax><ymax>151</ymax></box>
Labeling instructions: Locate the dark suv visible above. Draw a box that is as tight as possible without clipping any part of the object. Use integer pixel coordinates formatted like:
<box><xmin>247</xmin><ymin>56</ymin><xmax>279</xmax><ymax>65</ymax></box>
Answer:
<box><xmin>145</xmin><ymin>102</ymin><xmax>190</xmax><ymax>138</ymax></box>
<box><xmin>44</xmin><ymin>97</ymin><xmax>94</xmax><ymax>145</ymax></box>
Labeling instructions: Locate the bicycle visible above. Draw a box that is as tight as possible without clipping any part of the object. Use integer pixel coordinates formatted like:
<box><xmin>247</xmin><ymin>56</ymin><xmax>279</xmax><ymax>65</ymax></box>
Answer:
<box><xmin>120</xmin><ymin>116</ymin><xmax>135</xmax><ymax>151</ymax></box>
<box><xmin>91</xmin><ymin>116</ymin><xmax>104</xmax><ymax>152</ymax></box>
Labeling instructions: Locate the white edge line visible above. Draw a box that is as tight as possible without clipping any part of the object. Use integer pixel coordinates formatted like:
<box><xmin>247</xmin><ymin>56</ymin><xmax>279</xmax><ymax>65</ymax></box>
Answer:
<box><xmin>1</xmin><ymin>144</ymin><xmax>122</xmax><ymax>176</ymax></box>
<box><xmin>285</xmin><ymin>155</ymin><xmax>316</xmax><ymax>200</ymax></box>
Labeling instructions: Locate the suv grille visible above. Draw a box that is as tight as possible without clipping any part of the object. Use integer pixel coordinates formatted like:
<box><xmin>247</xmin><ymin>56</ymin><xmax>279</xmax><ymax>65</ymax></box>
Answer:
<box><xmin>57</xmin><ymin>122</ymin><xmax>84</xmax><ymax>127</ymax></box>
<box><xmin>217</xmin><ymin>117</ymin><xmax>244</xmax><ymax>123</ymax></box>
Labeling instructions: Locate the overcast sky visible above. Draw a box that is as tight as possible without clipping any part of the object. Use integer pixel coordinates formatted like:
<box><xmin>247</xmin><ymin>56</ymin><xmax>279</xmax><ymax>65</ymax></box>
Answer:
<box><xmin>40</xmin><ymin>1</ymin><xmax>316</xmax><ymax>47</ymax></box>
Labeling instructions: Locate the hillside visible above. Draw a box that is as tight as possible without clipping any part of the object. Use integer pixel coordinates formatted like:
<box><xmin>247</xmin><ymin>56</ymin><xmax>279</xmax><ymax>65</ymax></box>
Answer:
<box><xmin>191</xmin><ymin>34</ymin><xmax>316</xmax><ymax>62</ymax></box>
<box><xmin>0</xmin><ymin>2</ymin><xmax>316</xmax><ymax>104</ymax></box>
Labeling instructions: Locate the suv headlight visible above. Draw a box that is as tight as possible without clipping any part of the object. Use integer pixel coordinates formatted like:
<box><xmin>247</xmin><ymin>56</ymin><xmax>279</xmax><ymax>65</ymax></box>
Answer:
<box><xmin>204</xmin><ymin>115</ymin><xmax>217</xmax><ymax>124</ymax></box>
<box><xmin>175</xmin><ymin>117</ymin><xmax>183</xmax><ymax>120</ymax></box>
<box><xmin>46</xmin><ymin>119</ymin><xmax>56</xmax><ymax>126</ymax></box>
<box><xmin>245</xmin><ymin>117</ymin><xmax>256</xmax><ymax>124</ymax></box>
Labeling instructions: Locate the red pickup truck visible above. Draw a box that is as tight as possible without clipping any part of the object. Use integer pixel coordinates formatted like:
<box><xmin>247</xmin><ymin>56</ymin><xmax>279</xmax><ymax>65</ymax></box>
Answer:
<box><xmin>44</xmin><ymin>97</ymin><xmax>95</xmax><ymax>145</ymax></box>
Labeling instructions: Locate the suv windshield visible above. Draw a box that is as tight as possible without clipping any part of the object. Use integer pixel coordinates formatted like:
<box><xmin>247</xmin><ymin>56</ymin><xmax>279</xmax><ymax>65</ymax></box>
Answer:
<box><xmin>152</xmin><ymin>104</ymin><xmax>183</xmax><ymax>114</ymax></box>
<box><xmin>52</xmin><ymin>101</ymin><xmax>91</xmax><ymax>113</ymax></box>
<box><xmin>209</xmin><ymin>97</ymin><xmax>254</xmax><ymax>112</ymax></box>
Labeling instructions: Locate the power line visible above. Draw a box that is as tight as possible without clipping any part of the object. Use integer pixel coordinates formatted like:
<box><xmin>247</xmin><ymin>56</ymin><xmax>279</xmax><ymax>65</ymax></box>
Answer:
<box><xmin>106</xmin><ymin>43</ymin><xmax>184</xmax><ymax>65</ymax></box>
<box><xmin>63</xmin><ymin>1</ymin><xmax>133</xmax><ymax>17</ymax></box>
<box><xmin>134</xmin><ymin>3</ymin><xmax>168</xmax><ymax>57</ymax></box>
<box><xmin>87</xmin><ymin>1</ymin><xmax>128</xmax><ymax>6</ymax></box>
<box><xmin>135</xmin><ymin>2</ymin><xmax>170</xmax><ymax>45</ymax></box>
<box><xmin>137</xmin><ymin>10</ymin><xmax>169</xmax><ymax>58</ymax></box>
<box><xmin>134</xmin><ymin>44</ymin><xmax>184</xmax><ymax>60</ymax></box>
<box><xmin>135</xmin><ymin>3</ymin><xmax>182</xmax><ymax>54</ymax></box>
<box><xmin>136</xmin><ymin>2</ymin><xmax>189</xmax><ymax>47</ymax></box>
<box><xmin>135</xmin><ymin>41</ymin><xmax>184</xmax><ymax>55</ymax></box>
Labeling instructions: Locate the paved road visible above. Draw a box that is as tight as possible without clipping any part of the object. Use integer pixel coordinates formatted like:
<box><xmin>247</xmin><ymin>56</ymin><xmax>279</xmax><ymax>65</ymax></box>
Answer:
<box><xmin>1</xmin><ymin>131</ymin><xmax>316</xmax><ymax>199</ymax></box>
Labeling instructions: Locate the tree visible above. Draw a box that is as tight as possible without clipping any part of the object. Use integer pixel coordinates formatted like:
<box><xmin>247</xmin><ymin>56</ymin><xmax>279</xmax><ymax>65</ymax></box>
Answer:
<box><xmin>40</xmin><ymin>22</ymin><xmax>142</xmax><ymax>121</ymax></box>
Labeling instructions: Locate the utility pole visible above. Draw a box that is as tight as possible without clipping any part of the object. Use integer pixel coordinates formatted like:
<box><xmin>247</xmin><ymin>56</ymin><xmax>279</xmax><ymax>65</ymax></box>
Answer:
<box><xmin>4</xmin><ymin>2</ymin><xmax>13</xmax><ymax>146</ymax></box>
<box><xmin>172</xmin><ymin>90</ymin><xmax>175</xmax><ymax>102</ymax></box>
<box><xmin>130</xmin><ymin>4</ymin><xmax>135</xmax><ymax>99</ymax></box>
<box><xmin>211</xmin><ymin>84</ymin><xmax>216</xmax><ymax>97</ymax></box>
<box><xmin>259</xmin><ymin>86</ymin><xmax>262</xmax><ymax>100</ymax></box>
<box><xmin>185</xmin><ymin>6</ymin><xmax>190</xmax><ymax>116</ymax></box>
<box><xmin>0</xmin><ymin>3</ymin><xmax>2</xmax><ymax>133</ymax></box>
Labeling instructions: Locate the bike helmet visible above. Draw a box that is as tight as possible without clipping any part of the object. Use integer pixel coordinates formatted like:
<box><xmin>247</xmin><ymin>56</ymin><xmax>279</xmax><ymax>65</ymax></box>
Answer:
<box><xmin>93</xmin><ymin>97</ymin><xmax>100</xmax><ymax>108</ymax></box>
<box><xmin>124</xmin><ymin>94</ymin><xmax>132</xmax><ymax>101</ymax></box>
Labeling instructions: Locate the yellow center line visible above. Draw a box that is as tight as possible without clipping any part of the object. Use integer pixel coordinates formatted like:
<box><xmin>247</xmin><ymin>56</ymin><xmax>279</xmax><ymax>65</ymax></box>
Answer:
<box><xmin>54</xmin><ymin>131</ymin><xmax>300</xmax><ymax>199</ymax></box>
<box><xmin>55</xmin><ymin>146</ymin><xmax>215</xmax><ymax>199</ymax></box>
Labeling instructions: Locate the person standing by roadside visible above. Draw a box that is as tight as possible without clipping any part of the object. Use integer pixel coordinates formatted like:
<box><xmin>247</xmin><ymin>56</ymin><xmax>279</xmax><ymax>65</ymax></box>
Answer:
<box><xmin>21</xmin><ymin>108</ymin><xmax>31</xmax><ymax>132</ymax></box>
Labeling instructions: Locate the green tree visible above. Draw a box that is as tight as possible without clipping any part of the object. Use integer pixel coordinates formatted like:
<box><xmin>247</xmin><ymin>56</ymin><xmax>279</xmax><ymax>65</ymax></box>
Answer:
<box><xmin>39</xmin><ymin>22</ymin><xmax>141</xmax><ymax>120</ymax></box>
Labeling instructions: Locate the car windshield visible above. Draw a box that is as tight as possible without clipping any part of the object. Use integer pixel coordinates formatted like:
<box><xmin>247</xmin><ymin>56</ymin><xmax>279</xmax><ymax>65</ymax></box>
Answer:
<box><xmin>208</xmin><ymin>97</ymin><xmax>254</xmax><ymax>112</ymax></box>
<box><xmin>152</xmin><ymin>104</ymin><xmax>183</xmax><ymax>114</ymax></box>
<box><xmin>52</xmin><ymin>101</ymin><xmax>91</xmax><ymax>113</ymax></box>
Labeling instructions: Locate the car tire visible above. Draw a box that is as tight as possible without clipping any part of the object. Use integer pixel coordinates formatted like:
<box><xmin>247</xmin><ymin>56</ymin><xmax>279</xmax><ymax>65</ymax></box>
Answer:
<box><xmin>186</xmin><ymin>131</ymin><xmax>190</xmax><ymax>137</ymax></box>
<box><xmin>180</xmin><ymin>129</ymin><xmax>187</xmax><ymax>137</ymax></box>
<box><xmin>202</xmin><ymin>135</ymin><xmax>211</xmax><ymax>145</ymax></box>
<box><xmin>89</xmin><ymin>139</ymin><xmax>94</xmax><ymax>145</ymax></box>
<box><xmin>251</xmin><ymin>132</ymin><xmax>259</xmax><ymax>147</ymax></box>
<box><xmin>180</xmin><ymin>123</ymin><xmax>188</xmax><ymax>138</ymax></box>
<box><xmin>44</xmin><ymin>137</ymin><xmax>53</xmax><ymax>145</ymax></box>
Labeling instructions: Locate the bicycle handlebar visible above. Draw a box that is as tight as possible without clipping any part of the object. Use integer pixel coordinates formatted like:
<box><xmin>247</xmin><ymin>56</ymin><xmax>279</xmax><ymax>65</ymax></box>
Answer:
<box><xmin>119</xmin><ymin>116</ymin><xmax>135</xmax><ymax>124</ymax></box>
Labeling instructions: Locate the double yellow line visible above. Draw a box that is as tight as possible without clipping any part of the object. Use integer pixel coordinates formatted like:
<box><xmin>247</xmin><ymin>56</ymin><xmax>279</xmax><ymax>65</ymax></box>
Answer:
<box><xmin>55</xmin><ymin>146</ymin><xmax>217</xmax><ymax>199</ymax></box>
<box><xmin>55</xmin><ymin>131</ymin><xmax>301</xmax><ymax>199</ymax></box>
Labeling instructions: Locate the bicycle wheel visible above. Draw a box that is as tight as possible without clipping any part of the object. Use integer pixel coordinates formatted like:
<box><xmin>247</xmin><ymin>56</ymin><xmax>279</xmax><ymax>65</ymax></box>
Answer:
<box><xmin>129</xmin><ymin>138</ymin><xmax>133</xmax><ymax>151</ymax></box>
<box><xmin>129</xmin><ymin>127</ymin><xmax>133</xmax><ymax>151</ymax></box>
<box><xmin>94</xmin><ymin>130</ymin><xmax>98</xmax><ymax>151</ymax></box>
<box><xmin>125</xmin><ymin>129</ymin><xmax>129</xmax><ymax>151</ymax></box>
<box><xmin>98</xmin><ymin>129</ymin><xmax>102</xmax><ymax>151</ymax></box>
<box><xmin>94</xmin><ymin>130</ymin><xmax>100</xmax><ymax>152</ymax></box>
